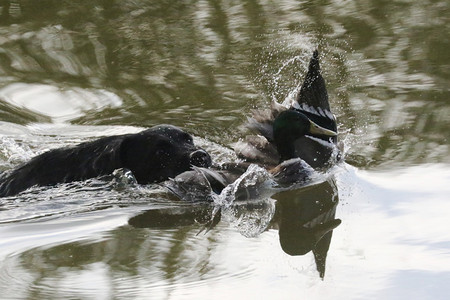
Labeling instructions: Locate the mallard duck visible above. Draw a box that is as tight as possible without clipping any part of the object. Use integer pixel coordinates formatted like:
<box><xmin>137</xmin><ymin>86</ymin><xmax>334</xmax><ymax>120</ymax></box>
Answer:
<box><xmin>166</xmin><ymin>50</ymin><xmax>340</xmax><ymax>201</ymax></box>
<box><xmin>236</xmin><ymin>49</ymin><xmax>339</xmax><ymax>171</ymax></box>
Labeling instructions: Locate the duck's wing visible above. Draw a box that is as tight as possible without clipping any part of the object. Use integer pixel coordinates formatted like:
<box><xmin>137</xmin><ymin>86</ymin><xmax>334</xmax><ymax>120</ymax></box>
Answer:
<box><xmin>234</xmin><ymin>135</ymin><xmax>280</xmax><ymax>167</ymax></box>
<box><xmin>246</xmin><ymin>100</ymin><xmax>287</xmax><ymax>142</ymax></box>
<box><xmin>236</xmin><ymin>100</ymin><xmax>285</xmax><ymax>166</ymax></box>
<box><xmin>292</xmin><ymin>50</ymin><xmax>336</xmax><ymax>132</ymax></box>
<box><xmin>270</xmin><ymin>158</ymin><xmax>314</xmax><ymax>186</ymax></box>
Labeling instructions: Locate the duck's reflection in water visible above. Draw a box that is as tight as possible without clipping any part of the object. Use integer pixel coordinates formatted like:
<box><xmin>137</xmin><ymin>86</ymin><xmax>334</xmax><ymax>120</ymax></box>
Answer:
<box><xmin>272</xmin><ymin>180</ymin><xmax>340</xmax><ymax>278</ymax></box>
<box><xmin>129</xmin><ymin>180</ymin><xmax>340</xmax><ymax>278</ymax></box>
<box><xmin>128</xmin><ymin>203</ymin><xmax>218</xmax><ymax>229</ymax></box>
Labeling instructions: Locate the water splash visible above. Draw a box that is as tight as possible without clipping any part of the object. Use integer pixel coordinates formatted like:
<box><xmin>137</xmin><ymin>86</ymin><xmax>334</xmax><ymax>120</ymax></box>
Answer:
<box><xmin>0</xmin><ymin>136</ymin><xmax>36</xmax><ymax>168</ymax></box>
<box><xmin>221</xmin><ymin>199</ymin><xmax>276</xmax><ymax>238</ymax></box>
<box><xmin>0</xmin><ymin>168</ymin><xmax>169</xmax><ymax>224</ymax></box>
<box><xmin>212</xmin><ymin>164</ymin><xmax>273</xmax><ymax>207</ymax></box>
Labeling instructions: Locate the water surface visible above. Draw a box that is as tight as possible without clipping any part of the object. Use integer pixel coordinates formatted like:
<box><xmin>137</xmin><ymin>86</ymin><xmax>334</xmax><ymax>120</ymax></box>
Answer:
<box><xmin>0</xmin><ymin>1</ymin><xmax>449</xmax><ymax>299</ymax></box>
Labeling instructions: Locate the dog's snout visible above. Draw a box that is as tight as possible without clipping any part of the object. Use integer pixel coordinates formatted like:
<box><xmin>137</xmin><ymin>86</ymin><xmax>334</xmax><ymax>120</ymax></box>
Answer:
<box><xmin>189</xmin><ymin>149</ymin><xmax>212</xmax><ymax>168</ymax></box>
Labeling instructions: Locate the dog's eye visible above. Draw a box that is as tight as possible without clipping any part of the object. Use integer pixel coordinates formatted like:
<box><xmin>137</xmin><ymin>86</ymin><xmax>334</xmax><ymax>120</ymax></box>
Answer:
<box><xmin>183</xmin><ymin>133</ymin><xmax>193</xmax><ymax>144</ymax></box>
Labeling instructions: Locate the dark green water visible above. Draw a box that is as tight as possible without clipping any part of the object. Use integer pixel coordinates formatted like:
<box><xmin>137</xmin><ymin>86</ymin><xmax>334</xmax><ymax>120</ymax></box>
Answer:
<box><xmin>0</xmin><ymin>1</ymin><xmax>449</xmax><ymax>299</ymax></box>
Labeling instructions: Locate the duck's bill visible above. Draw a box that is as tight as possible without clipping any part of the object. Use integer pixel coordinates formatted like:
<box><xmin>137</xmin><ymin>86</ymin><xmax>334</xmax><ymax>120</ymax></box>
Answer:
<box><xmin>308</xmin><ymin>120</ymin><xmax>337</xmax><ymax>136</ymax></box>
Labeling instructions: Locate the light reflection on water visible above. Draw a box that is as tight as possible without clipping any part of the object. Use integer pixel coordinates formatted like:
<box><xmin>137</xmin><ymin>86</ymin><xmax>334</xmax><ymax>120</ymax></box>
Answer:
<box><xmin>0</xmin><ymin>164</ymin><xmax>449</xmax><ymax>299</ymax></box>
<box><xmin>332</xmin><ymin>165</ymin><xmax>450</xmax><ymax>298</ymax></box>
<box><xmin>0</xmin><ymin>83</ymin><xmax>122</xmax><ymax>123</ymax></box>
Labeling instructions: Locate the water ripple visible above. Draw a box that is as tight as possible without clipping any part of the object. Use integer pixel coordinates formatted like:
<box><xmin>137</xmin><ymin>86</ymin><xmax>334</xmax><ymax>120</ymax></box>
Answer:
<box><xmin>0</xmin><ymin>83</ymin><xmax>122</xmax><ymax>123</ymax></box>
<box><xmin>0</xmin><ymin>220</ymin><xmax>259</xmax><ymax>299</ymax></box>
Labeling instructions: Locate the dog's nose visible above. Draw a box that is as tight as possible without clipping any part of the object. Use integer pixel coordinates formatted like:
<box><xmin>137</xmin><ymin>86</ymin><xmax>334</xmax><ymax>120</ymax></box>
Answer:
<box><xmin>189</xmin><ymin>149</ymin><xmax>212</xmax><ymax>168</ymax></box>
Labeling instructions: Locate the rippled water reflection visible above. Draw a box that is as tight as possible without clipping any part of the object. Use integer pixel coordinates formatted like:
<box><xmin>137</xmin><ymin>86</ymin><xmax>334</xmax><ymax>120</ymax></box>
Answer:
<box><xmin>0</xmin><ymin>0</ymin><xmax>449</xmax><ymax>299</ymax></box>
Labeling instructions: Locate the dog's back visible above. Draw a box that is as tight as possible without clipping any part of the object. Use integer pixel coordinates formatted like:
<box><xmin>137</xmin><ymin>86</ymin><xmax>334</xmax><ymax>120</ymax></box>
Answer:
<box><xmin>0</xmin><ymin>135</ymin><xmax>124</xmax><ymax>197</ymax></box>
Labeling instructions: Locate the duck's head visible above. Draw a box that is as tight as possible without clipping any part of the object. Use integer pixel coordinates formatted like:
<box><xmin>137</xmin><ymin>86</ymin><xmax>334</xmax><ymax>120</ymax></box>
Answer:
<box><xmin>273</xmin><ymin>110</ymin><xmax>337</xmax><ymax>162</ymax></box>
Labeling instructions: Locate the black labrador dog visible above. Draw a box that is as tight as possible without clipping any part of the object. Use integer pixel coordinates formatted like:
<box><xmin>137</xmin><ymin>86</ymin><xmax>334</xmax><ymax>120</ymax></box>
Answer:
<box><xmin>0</xmin><ymin>125</ymin><xmax>211</xmax><ymax>197</ymax></box>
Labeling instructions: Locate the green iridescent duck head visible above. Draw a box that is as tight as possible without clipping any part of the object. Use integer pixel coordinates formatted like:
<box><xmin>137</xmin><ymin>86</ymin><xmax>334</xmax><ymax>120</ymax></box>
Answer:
<box><xmin>273</xmin><ymin>110</ymin><xmax>337</xmax><ymax>162</ymax></box>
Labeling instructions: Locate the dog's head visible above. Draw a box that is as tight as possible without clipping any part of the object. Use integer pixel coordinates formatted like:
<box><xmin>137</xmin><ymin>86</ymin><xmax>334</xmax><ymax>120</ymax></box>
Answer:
<box><xmin>120</xmin><ymin>125</ymin><xmax>211</xmax><ymax>183</ymax></box>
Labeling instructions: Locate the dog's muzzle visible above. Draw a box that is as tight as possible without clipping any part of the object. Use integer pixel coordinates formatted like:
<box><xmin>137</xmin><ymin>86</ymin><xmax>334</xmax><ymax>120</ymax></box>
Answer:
<box><xmin>189</xmin><ymin>149</ymin><xmax>212</xmax><ymax>168</ymax></box>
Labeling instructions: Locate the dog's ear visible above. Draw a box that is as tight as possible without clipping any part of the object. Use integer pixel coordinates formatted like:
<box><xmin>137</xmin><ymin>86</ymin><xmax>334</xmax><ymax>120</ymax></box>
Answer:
<box><xmin>119</xmin><ymin>134</ymin><xmax>174</xmax><ymax>183</ymax></box>
<box><xmin>119</xmin><ymin>135</ymin><xmax>152</xmax><ymax>182</ymax></box>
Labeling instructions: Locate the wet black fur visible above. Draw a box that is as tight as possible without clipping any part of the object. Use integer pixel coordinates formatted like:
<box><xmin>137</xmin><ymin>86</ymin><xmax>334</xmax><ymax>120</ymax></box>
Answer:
<box><xmin>0</xmin><ymin>125</ymin><xmax>211</xmax><ymax>197</ymax></box>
